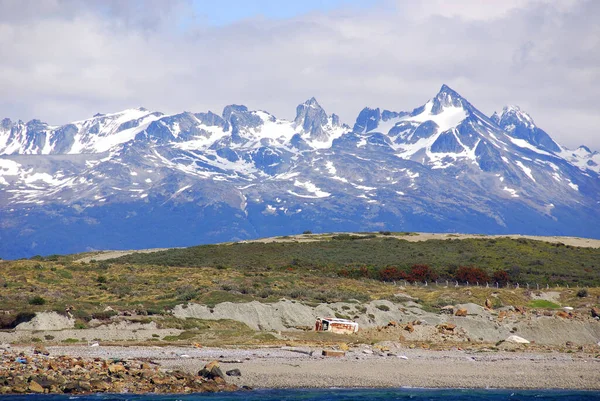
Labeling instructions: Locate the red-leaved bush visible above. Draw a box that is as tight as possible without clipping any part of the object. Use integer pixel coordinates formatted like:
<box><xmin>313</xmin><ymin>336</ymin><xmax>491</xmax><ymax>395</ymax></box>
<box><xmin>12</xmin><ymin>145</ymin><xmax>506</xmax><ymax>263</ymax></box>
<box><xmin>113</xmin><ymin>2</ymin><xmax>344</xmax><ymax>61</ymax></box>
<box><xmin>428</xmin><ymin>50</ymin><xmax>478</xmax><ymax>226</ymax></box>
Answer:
<box><xmin>455</xmin><ymin>266</ymin><xmax>489</xmax><ymax>284</ymax></box>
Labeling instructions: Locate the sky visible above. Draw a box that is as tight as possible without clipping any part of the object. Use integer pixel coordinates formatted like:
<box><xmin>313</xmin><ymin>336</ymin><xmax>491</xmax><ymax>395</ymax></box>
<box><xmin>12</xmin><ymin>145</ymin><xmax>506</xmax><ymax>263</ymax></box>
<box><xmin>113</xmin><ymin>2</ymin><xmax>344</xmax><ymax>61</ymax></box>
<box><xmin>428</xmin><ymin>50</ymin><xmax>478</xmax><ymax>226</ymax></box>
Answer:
<box><xmin>0</xmin><ymin>0</ymin><xmax>598</xmax><ymax>150</ymax></box>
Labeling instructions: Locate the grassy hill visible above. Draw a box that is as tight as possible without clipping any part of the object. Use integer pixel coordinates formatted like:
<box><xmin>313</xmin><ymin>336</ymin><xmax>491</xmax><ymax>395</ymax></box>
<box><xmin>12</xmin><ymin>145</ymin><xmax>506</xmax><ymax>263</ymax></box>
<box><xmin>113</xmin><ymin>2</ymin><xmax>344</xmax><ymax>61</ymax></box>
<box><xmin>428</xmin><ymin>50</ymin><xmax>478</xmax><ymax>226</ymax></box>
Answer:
<box><xmin>0</xmin><ymin>233</ymin><xmax>598</xmax><ymax>330</ymax></box>
<box><xmin>112</xmin><ymin>234</ymin><xmax>600</xmax><ymax>285</ymax></box>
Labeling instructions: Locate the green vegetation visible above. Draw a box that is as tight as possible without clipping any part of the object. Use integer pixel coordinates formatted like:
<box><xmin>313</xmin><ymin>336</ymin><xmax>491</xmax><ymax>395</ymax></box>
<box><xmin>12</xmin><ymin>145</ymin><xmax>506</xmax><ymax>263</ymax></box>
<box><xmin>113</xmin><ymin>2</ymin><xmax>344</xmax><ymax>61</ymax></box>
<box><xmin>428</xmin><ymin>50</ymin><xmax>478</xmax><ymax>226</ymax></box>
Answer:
<box><xmin>0</xmin><ymin>234</ymin><xmax>598</xmax><ymax>324</ymax></box>
<box><xmin>528</xmin><ymin>300</ymin><xmax>561</xmax><ymax>309</ymax></box>
<box><xmin>113</xmin><ymin>236</ymin><xmax>600</xmax><ymax>286</ymax></box>
<box><xmin>28</xmin><ymin>296</ymin><xmax>46</xmax><ymax>305</ymax></box>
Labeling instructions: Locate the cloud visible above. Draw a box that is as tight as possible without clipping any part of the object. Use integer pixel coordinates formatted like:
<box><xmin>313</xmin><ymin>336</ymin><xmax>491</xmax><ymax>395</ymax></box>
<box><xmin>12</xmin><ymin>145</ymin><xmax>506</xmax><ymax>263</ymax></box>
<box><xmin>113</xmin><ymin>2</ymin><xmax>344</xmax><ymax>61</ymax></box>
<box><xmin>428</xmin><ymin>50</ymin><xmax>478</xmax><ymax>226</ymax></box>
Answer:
<box><xmin>0</xmin><ymin>0</ymin><xmax>598</xmax><ymax>150</ymax></box>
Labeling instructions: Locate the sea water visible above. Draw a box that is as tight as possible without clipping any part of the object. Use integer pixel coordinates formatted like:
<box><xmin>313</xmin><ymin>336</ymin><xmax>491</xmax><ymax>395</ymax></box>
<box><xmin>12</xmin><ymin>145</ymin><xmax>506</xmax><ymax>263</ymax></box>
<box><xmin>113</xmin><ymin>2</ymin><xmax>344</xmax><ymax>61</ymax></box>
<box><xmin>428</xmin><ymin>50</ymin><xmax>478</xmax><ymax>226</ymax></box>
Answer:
<box><xmin>1</xmin><ymin>389</ymin><xmax>599</xmax><ymax>401</ymax></box>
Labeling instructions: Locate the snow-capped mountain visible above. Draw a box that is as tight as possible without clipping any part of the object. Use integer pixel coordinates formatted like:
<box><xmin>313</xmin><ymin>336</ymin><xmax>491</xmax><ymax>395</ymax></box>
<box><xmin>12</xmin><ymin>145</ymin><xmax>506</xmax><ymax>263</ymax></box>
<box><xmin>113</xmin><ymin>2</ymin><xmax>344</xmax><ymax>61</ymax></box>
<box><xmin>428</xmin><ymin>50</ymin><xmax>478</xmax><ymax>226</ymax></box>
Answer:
<box><xmin>1</xmin><ymin>85</ymin><xmax>599</xmax><ymax>259</ymax></box>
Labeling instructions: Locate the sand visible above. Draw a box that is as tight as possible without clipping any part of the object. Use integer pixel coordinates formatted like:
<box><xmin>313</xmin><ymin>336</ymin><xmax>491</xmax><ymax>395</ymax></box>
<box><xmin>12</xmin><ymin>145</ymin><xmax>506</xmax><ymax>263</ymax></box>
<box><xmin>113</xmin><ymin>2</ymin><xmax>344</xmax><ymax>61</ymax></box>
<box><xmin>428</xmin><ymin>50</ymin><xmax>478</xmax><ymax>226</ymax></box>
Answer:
<box><xmin>25</xmin><ymin>345</ymin><xmax>600</xmax><ymax>390</ymax></box>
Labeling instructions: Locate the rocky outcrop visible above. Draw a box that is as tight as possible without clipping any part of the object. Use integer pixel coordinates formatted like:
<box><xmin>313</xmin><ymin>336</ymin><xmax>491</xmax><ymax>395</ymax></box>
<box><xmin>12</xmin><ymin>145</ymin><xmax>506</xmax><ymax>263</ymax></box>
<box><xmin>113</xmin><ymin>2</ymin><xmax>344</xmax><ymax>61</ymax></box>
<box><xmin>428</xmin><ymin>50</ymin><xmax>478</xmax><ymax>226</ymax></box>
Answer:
<box><xmin>0</xmin><ymin>350</ymin><xmax>237</xmax><ymax>394</ymax></box>
<box><xmin>15</xmin><ymin>312</ymin><xmax>74</xmax><ymax>331</ymax></box>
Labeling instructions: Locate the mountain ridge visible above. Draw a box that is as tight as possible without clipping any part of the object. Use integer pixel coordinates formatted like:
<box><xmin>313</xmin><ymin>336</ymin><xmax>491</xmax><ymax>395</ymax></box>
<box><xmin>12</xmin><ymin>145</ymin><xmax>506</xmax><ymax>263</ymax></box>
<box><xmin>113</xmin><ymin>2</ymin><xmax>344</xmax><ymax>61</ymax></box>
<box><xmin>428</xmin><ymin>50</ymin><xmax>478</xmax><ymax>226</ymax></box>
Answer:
<box><xmin>1</xmin><ymin>85</ymin><xmax>599</xmax><ymax>259</ymax></box>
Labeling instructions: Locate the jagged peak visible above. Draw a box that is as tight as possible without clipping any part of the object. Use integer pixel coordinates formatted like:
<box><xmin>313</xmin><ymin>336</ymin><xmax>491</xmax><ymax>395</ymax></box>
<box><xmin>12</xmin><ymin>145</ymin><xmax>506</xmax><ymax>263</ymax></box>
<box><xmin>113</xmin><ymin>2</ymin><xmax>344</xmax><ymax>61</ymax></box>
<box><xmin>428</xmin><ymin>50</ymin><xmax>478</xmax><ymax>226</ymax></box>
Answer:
<box><xmin>437</xmin><ymin>84</ymin><xmax>463</xmax><ymax>99</ymax></box>
<box><xmin>26</xmin><ymin>119</ymin><xmax>47</xmax><ymax>127</ymax></box>
<box><xmin>303</xmin><ymin>96</ymin><xmax>321</xmax><ymax>107</ymax></box>
<box><xmin>497</xmin><ymin>105</ymin><xmax>536</xmax><ymax>128</ymax></box>
<box><xmin>577</xmin><ymin>145</ymin><xmax>592</xmax><ymax>153</ymax></box>
<box><xmin>430</xmin><ymin>84</ymin><xmax>470</xmax><ymax>114</ymax></box>
<box><xmin>222</xmin><ymin>104</ymin><xmax>249</xmax><ymax>121</ymax></box>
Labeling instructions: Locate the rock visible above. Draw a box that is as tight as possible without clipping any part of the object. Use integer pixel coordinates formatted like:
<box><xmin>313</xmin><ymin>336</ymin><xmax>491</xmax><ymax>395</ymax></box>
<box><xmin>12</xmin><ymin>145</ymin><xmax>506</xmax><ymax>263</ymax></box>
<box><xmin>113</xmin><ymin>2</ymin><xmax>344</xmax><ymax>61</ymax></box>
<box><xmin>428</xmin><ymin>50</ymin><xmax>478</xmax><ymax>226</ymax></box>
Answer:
<box><xmin>485</xmin><ymin>299</ymin><xmax>493</xmax><ymax>309</ymax></box>
<box><xmin>108</xmin><ymin>363</ymin><xmax>127</xmax><ymax>374</ymax></box>
<box><xmin>387</xmin><ymin>321</ymin><xmax>398</xmax><ymax>327</ymax></box>
<box><xmin>437</xmin><ymin>323</ymin><xmax>456</xmax><ymax>332</ymax></box>
<box><xmin>198</xmin><ymin>361</ymin><xmax>225</xmax><ymax>380</ymax></box>
<box><xmin>322</xmin><ymin>350</ymin><xmax>345</xmax><ymax>357</ymax></box>
<box><xmin>514</xmin><ymin>306</ymin><xmax>526</xmax><ymax>314</ymax></box>
<box><xmin>505</xmin><ymin>335</ymin><xmax>530</xmax><ymax>344</ymax></box>
<box><xmin>33</xmin><ymin>345</ymin><xmax>50</xmax><ymax>356</ymax></box>
<box><xmin>591</xmin><ymin>307</ymin><xmax>600</xmax><ymax>318</ymax></box>
<box><xmin>28</xmin><ymin>381</ymin><xmax>44</xmax><ymax>393</ymax></box>
<box><xmin>440</xmin><ymin>305</ymin><xmax>454</xmax><ymax>314</ymax></box>
<box><xmin>90</xmin><ymin>380</ymin><xmax>111</xmax><ymax>391</ymax></box>
<box><xmin>226</xmin><ymin>369</ymin><xmax>241</xmax><ymax>377</ymax></box>
<box><xmin>455</xmin><ymin>308</ymin><xmax>468</xmax><ymax>317</ymax></box>
<box><xmin>555</xmin><ymin>311</ymin><xmax>570</xmax><ymax>319</ymax></box>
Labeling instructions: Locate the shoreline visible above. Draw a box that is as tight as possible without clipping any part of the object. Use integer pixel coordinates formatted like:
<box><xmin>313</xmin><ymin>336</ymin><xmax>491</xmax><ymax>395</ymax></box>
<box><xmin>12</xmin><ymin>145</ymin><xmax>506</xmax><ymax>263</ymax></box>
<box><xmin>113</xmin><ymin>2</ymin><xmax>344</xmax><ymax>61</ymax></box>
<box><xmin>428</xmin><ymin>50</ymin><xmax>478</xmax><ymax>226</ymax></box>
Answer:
<box><xmin>27</xmin><ymin>345</ymin><xmax>600</xmax><ymax>391</ymax></box>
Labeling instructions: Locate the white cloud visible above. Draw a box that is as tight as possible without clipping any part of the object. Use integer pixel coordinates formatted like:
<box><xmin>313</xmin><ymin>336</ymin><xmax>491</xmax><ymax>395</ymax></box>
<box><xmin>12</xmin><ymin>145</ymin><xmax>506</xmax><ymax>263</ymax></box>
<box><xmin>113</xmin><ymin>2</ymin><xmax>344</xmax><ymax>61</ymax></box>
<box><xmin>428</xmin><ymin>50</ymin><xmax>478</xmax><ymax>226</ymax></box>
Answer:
<box><xmin>0</xmin><ymin>0</ymin><xmax>598</xmax><ymax>150</ymax></box>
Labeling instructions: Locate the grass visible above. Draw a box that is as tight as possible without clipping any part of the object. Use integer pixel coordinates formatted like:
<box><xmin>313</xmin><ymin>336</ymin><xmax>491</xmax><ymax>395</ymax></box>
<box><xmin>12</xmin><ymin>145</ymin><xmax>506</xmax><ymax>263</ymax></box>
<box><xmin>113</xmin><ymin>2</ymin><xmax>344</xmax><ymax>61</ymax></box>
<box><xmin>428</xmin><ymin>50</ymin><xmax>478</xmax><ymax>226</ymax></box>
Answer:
<box><xmin>528</xmin><ymin>300</ymin><xmax>561</xmax><ymax>309</ymax></box>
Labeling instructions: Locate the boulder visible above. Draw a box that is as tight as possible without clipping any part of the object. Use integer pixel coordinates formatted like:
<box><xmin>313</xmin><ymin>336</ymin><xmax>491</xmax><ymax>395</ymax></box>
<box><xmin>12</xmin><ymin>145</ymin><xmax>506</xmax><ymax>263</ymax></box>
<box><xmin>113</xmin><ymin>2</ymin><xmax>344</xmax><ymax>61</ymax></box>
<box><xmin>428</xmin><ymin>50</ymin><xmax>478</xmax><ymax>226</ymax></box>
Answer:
<box><xmin>404</xmin><ymin>322</ymin><xmax>414</xmax><ymax>333</ymax></box>
<box><xmin>485</xmin><ymin>299</ymin><xmax>493</xmax><ymax>309</ymax></box>
<box><xmin>555</xmin><ymin>311</ymin><xmax>570</xmax><ymax>319</ymax></box>
<box><xmin>33</xmin><ymin>346</ymin><xmax>49</xmax><ymax>356</ymax></box>
<box><xmin>454</xmin><ymin>308</ymin><xmax>468</xmax><ymax>317</ymax></box>
<box><xmin>437</xmin><ymin>323</ymin><xmax>456</xmax><ymax>333</ymax></box>
<box><xmin>505</xmin><ymin>335</ymin><xmax>530</xmax><ymax>344</ymax></box>
<box><xmin>456</xmin><ymin>303</ymin><xmax>486</xmax><ymax>315</ymax></box>
<box><xmin>226</xmin><ymin>369</ymin><xmax>241</xmax><ymax>377</ymax></box>
<box><xmin>108</xmin><ymin>363</ymin><xmax>126</xmax><ymax>374</ymax></box>
<box><xmin>28</xmin><ymin>381</ymin><xmax>44</xmax><ymax>393</ymax></box>
<box><xmin>198</xmin><ymin>361</ymin><xmax>225</xmax><ymax>380</ymax></box>
<box><xmin>591</xmin><ymin>307</ymin><xmax>600</xmax><ymax>318</ymax></box>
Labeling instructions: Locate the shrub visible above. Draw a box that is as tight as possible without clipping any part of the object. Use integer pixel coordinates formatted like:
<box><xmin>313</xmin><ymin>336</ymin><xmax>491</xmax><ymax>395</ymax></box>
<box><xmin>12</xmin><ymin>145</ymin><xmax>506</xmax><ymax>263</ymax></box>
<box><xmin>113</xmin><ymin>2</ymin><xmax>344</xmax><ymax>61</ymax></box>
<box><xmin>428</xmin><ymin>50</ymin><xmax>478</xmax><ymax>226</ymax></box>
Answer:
<box><xmin>91</xmin><ymin>310</ymin><xmax>118</xmax><ymax>320</ymax></box>
<box><xmin>302</xmin><ymin>230</ymin><xmax>312</xmax><ymax>235</ymax></box>
<box><xmin>28</xmin><ymin>296</ymin><xmax>47</xmax><ymax>305</ymax></box>
<box><xmin>576</xmin><ymin>289</ymin><xmax>588</xmax><ymax>298</ymax></box>
<box><xmin>97</xmin><ymin>275</ymin><xmax>107</xmax><ymax>283</ymax></box>
<box><xmin>407</xmin><ymin>264</ymin><xmax>438</xmax><ymax>283</ymax></box>
<box><xmin>379</xmin><ymin>266</ymin><xmax>405</xmax><ymax>282</ymax></box>
<box><xmin>455</xmin><ymin>266</ymin><xmax>489</xmax><ymax>284</ymax></box>
<box><xmin>376</xmin><ymin>304</ymin><xmax>390</xmax><ymax>311</ymax></box>
<box><xmin>492</xmin><ymin>270</ymin><xmax>511</xmax><ymax>286</ymax></box>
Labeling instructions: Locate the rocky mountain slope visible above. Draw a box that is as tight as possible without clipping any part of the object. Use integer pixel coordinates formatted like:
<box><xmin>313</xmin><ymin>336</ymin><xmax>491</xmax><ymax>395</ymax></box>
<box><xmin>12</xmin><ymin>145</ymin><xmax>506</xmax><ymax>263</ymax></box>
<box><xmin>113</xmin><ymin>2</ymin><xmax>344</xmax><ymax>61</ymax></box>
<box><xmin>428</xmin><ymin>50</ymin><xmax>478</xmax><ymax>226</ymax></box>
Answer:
<box><xmin>1</xmin><ymin>85</ymin><xmax>599</xmax><ymax>259</ymax></box>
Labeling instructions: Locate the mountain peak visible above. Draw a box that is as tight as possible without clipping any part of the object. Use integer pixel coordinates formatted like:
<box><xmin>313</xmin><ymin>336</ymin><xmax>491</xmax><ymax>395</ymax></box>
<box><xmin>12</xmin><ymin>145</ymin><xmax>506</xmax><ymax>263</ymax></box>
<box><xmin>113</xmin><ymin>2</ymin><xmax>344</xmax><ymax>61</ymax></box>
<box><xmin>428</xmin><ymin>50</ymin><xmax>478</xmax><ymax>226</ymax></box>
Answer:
<box><xmin>298</xmin><ymin>97</ymin><xmax>323</xmax><ymax>110</ymax></box>
<box><xmin>494</xmin><ymin>105</ymin><xmax>560</xmax><ymax>153</ymax></box>
<box><xmin>437</xmin><ymin>84</ymin><xmax>462</xmax><ymax>97</ymax></box>
<box><xmin>294</xmin><ymin>98</ymin><xmax>328</xmax><ymax>139</ymax></box>
<box><xmin>498</xmin><ymin>105</ymin><xmax>535</xmax><ymax>128</ymax></box>
<box><xmin>431</xmin><ymin>84</ymin><xmax>468</xmax><ymax>114</ymax></box>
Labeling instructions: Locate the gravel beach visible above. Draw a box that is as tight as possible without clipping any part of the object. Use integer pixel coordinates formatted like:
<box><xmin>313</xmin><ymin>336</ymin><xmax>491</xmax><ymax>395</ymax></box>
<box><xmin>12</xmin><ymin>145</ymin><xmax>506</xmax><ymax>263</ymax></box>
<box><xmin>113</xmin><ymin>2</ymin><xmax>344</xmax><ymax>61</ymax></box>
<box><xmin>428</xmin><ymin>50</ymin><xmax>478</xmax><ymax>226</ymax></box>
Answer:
<box><xmin>32</xmin><ymin>345</ymin><xmax>600</xmax><ymax>390</ymax></box>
